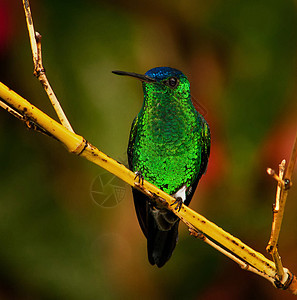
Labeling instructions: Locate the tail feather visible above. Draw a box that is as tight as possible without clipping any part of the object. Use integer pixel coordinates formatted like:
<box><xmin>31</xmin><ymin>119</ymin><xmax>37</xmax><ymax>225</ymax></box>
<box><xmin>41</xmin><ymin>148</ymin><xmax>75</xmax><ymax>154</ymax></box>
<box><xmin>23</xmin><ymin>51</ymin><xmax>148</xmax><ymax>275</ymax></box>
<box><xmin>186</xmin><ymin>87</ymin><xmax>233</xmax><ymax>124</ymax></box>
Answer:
<box><xmin>132</xmin><ymin>188</ymin><xmax>179</xmax><ymax>267</ymax></box>
<box><xmin>147</xmin><ymin>220</ymin><xmax>179</xmax><ymax>268</ymax></box>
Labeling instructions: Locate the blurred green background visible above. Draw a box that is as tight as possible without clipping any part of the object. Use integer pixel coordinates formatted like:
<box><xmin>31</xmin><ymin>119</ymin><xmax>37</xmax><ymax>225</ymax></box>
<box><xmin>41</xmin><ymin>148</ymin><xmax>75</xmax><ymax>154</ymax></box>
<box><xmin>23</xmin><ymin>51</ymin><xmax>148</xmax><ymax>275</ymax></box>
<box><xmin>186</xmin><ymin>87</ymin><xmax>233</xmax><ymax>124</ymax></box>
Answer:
<box><xmin>0</xmin><ymin>0</ymin><xmax>297</xmax><ymax>299</ymax></box>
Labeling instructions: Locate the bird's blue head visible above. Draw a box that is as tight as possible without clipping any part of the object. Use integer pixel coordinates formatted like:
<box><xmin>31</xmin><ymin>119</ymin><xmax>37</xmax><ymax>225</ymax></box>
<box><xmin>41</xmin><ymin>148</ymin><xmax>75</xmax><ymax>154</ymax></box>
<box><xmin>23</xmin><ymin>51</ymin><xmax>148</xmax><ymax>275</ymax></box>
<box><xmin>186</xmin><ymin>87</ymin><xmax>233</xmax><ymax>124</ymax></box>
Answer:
<box><xmin>112</xmin><ymin>67</ymin><xmax>191</xmax><ymax>106</ymax></box>
<box><xmin>144</xmin><ymin>67</ymin><xmax>183</xmax><ymax>82</ymax></box>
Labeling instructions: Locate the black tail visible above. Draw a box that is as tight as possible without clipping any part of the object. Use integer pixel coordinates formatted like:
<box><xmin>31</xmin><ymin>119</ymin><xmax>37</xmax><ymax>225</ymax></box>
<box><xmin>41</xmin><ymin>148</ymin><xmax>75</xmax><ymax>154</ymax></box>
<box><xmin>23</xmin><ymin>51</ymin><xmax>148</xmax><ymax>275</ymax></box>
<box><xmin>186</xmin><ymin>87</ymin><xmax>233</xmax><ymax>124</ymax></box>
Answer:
<box><xmin>132</xmin><ymin>188</ymin><xmax>179</xmax><ymax>267</ymax></box>
<box><xmin>147</xmin><ymin>219</ymin><xmax>179</xmax><ymax>267</ymax></box>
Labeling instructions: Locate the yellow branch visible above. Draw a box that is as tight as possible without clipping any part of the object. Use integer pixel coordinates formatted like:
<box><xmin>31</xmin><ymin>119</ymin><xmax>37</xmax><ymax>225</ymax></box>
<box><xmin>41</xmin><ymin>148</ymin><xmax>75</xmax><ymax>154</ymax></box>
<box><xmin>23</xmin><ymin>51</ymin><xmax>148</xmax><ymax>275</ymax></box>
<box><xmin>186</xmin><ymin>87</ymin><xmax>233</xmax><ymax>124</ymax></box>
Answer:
<box><xmin>0</xmin><ymin>81</ymin><xmax>283</xmax><ymax>280</ymax></box>
<box><xmin>2</xmin><ymin>81</ymin><xmax>297</xmax><ymax>293</ymax></box>
<box><xmin>0</xmin><ymin>84</ymin><xmax>83</xmax><ymax>153</ymax></box>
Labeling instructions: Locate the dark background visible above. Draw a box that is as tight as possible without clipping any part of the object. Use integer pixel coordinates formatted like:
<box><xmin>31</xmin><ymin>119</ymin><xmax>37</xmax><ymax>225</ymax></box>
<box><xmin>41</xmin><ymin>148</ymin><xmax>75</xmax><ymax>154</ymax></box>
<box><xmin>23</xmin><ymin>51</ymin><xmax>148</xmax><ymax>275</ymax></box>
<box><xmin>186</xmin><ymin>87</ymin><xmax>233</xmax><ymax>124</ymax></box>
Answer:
<box><xmin>0</xmin><ymin>0</ymin><xmax>297</xmax><ymax>299</ymax></box>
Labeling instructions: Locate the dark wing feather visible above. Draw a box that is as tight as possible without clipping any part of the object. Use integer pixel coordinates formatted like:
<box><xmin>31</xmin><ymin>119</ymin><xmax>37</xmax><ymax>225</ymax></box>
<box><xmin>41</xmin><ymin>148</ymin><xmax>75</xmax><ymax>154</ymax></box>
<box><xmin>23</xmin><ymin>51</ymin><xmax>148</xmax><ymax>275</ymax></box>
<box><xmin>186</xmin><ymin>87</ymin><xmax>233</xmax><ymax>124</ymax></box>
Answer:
<box><xmin>184</xmin><ymin>116</ymin><xmax>211</xmax><ymax>206</ymax></box>
<box><xmin>199</xmin><ymin>117</ymin><xmax>211</xmax><ymax>177</ymax></box>
<box><xmin>127</xmin><ymin>116</ymin><xmax>138</xmax><ymax>169</ymax></box>
<box><xmin>132</xmin><ymin>188</ymin><xmax>149</xmax><ymax>238</ymax></box>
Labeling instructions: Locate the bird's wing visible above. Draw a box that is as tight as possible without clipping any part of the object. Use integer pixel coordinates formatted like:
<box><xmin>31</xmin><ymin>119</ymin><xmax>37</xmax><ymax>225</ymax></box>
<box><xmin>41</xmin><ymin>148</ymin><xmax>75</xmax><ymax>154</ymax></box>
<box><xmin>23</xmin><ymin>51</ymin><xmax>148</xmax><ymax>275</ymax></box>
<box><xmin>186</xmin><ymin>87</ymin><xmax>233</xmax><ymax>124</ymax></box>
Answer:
<box><xmin>184</xmin><ymin>116</ymin><xmax>211</xmax><ymax>206</ymax></box>
<box><xmin>199</xmin><ymin>117</ymin><xmax>211</xmax><ymax>176</ymax></box>
<box><xmin>128</xmin><ymin>116</ymin><xmax>150</xmax><ymax>237</ymax></box>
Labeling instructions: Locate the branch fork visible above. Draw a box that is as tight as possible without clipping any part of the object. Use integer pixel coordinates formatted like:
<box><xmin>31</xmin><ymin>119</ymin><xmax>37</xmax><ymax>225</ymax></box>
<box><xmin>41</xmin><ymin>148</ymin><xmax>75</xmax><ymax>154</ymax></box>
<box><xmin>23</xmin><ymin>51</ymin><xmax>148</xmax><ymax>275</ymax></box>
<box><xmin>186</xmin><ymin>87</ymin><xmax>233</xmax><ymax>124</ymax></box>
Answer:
<box><xmin>266</xmin><ymin>133</ymin><xmax>297</xmax><ymax>291</ymax></box>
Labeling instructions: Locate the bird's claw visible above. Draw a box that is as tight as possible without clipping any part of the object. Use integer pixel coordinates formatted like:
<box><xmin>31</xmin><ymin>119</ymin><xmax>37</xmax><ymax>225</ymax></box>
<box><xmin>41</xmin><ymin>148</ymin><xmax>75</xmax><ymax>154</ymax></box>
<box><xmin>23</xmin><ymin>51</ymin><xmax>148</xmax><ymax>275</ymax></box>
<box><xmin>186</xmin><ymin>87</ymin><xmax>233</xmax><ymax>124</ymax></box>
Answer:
<box><xmin>170</xmin><ymin>197</ymin><xmax>183</xmax><ymax>212</ymax></box>
<box><xmin>134</xmin><ymin>171</ymin><xmax>144</xmax><ymax>185</ymax></box>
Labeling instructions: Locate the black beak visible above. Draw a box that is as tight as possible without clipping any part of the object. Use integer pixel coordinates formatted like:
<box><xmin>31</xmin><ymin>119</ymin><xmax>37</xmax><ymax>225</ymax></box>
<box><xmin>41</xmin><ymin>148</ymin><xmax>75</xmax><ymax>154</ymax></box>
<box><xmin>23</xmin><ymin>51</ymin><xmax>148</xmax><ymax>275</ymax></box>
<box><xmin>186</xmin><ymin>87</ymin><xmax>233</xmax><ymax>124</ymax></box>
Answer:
<box><xmin>112</xmin><ymin>70</ymin><xmax>156</xmax><ymax>83</ymax></box>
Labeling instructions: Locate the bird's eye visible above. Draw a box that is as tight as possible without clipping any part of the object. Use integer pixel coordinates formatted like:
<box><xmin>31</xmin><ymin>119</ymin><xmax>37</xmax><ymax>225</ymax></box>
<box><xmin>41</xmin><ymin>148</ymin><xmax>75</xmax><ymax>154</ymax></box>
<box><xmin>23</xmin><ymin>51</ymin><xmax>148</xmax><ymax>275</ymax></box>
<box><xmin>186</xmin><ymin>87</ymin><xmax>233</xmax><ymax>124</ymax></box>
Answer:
<box><xmin>166</xmin><ymin>77</ymin><xmax>179</xmax><ymax>88</ymax></box>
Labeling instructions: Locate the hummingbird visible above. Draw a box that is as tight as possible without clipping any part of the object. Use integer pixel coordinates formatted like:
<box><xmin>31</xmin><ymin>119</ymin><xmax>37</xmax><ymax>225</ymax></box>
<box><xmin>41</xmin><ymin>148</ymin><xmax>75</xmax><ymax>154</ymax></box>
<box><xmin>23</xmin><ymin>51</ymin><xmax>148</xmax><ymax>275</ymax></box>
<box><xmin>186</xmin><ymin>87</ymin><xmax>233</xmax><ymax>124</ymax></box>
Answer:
<box><xmin>112</xmin><ymin>67</ymin><xmax>210</xmax><ymax>267</ymax></box>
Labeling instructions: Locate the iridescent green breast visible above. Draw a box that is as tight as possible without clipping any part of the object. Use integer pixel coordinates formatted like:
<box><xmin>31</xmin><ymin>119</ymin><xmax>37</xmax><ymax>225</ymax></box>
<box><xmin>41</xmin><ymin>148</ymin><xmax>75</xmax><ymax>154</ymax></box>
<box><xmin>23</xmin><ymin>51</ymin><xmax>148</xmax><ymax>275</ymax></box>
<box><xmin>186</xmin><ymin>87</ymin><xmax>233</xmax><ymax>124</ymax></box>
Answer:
<box><xmin>131</xmin><ymin>100</ymin><xmax>204</xmax><ymax>195</ymax></box>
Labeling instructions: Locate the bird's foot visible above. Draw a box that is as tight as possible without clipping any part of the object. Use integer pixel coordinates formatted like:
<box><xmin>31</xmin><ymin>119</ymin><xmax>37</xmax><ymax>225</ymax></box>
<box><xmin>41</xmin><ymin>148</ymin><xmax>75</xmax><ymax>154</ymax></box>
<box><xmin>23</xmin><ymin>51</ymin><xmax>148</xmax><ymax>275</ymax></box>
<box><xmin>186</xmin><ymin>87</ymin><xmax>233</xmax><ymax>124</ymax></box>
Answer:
<box><xmin>170</xmin><ymin>196</ymin><xmax>183</xmax><ymax>212</ymax></box>
<box><xmin>134</xmin><ymin>171</ymin><xmax>144</xmax><ymax>185</ymax></box>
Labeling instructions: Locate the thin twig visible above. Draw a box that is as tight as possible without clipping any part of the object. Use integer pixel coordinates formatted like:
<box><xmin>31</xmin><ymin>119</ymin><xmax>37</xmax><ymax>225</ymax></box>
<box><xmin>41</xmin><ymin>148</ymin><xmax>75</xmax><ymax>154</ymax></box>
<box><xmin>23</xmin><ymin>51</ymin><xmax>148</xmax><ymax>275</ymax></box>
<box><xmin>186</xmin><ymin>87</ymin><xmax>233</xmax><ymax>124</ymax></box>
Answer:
<box><xmin>0</xmin><ymin>99</ymin><xmax>25</xmax><ymax>121</ymax></box>
<box><xmin>0</xmin><ymin>98</ymin><xmax>57</xmax><ymax>138</ymax></box>
<box><xmin>188</xmin><ymin>225</ymin><xmax>276</xmax><ymax>284</ymax></box>
<box><xmin>266</xmin><ymin>133</ymin><xmax>297</xmax><ymax>248</ymax></box>
<box><xmin>272</xmin><ymin>250</ymin><xmax>285</xmax><ymax>281</ymax></box>
<box><xmin>267</xmin><ymin>160</ymin><xmax>286</xmax><ymax>252</ymax></box>
<box><xmin>267</xmin><ymin>167</ymin><xmax>286</xmax><ymax>189</ymax></box>
<box><xmin>23</xmin><ymin>0</ymin><xmax>38</xmax><ymax>64</ymax></box>
<box><xmin>275</xmin><ymin>160</ymin><xmax>286</xmax><ymax>211</ymax></box>
<box><xmin>200</xmin><ymin>233</ymin><xmax>276</xmax><ymax>285</ymax></box>
<box><xmin>22</xmin><ymin>0</ymin><xmax>74</xmax><ymax>133</ymax></box>
<box><xmin>266</xmin><ymin>132</ymin><xmax>297</xmax><ymax>284</ymax></box>
<box><xmin>266</xmin><ymin>161</ymin><xmax>287</xmax><ymax>282</ymax></box>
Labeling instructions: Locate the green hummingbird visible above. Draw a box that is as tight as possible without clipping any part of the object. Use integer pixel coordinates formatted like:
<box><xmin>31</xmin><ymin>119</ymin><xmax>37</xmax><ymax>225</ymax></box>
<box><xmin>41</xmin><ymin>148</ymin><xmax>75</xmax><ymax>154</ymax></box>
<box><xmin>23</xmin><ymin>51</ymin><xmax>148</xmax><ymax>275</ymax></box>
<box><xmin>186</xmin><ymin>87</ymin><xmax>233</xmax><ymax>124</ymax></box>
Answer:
<box><xmin>112</xmin><ymin>67</ymin><xmax>211</xmax><ymax>267</ymax></box>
